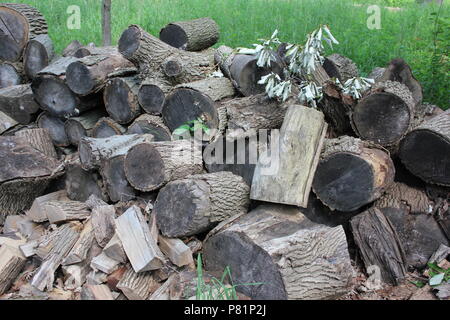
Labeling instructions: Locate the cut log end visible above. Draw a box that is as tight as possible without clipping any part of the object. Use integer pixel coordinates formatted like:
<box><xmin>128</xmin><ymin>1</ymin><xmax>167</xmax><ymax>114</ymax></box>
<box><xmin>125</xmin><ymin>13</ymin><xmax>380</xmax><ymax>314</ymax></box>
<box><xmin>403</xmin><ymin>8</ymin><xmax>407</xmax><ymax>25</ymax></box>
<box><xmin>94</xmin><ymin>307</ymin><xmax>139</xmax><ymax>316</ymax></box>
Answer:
<box><xmin>118</xmin><ymin>26</ymin><xmax>141</xmax><ymax>59</ymax></box>
<box><xmin>138</xmin><ymin>84</ymin><xmax>165</xmax><ymax>115</ymax></box>
<box><xmin>0</xmin><ymin>63</ymin><xmax>21</xmax><ymax>88</ymax></box>
<box><xmin>159</xmin><ymin>24</ymin><xmax>188</xmax><ymax>50</ymax></box>
<box><xmin>66</xmin><ymin>62</ymin><xmax>95</xmax><ymax>96</ymax></box>
<box><xmin>104</xmin><ymin>77</ymin><xmax>141</xmax><ymax>124</ymax></box>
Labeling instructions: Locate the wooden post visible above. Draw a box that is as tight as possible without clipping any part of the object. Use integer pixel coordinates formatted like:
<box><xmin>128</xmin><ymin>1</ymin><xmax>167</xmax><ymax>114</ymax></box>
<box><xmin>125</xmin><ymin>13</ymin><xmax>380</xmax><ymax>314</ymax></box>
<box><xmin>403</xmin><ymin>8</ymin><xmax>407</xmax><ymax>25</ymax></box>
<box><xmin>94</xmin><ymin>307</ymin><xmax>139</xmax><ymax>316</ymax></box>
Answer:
<box><xmin>102</xmin><ymin>0</ymin><xmax>112</xmax><ymax>47</ymax></box>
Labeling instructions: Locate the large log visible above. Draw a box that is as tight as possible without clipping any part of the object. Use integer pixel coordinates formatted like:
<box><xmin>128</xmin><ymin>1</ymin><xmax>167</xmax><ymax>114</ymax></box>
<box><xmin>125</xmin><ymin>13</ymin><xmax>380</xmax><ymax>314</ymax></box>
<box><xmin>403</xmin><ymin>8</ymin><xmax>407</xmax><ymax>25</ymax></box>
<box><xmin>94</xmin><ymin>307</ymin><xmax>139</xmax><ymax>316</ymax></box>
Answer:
<box><xmin>0</xmin><ymin>136</ymin><xmax>63</xmax><ymax>224</ymax></box>
<box><xmin>162</xmin><ymin>77</ymin><xmax>234</xmax><ymax>134</ymax></box>
<box><xmin>115</xmin><ymin>206</ymin><xmax>165</xmax><ymax>273</ymax></box>
<box><xmin>160</xmin><ymin>17</ymin><xmax>219</xmax><ymax>51</ymax></box>
<box><xmin>66</xmin><ymin>53</ymin><xmax>134</xmax><ymax>96</ymax></box>
<box><xmin>379</xmin><ymin>58</ymin><xmax>423</xmax><ymax>106</ymax></box>
<box><xmin>351</xmin><ymin>80</ymin><xmax>415</xmax><ymax>147</ymax></box>
<box><xmin>91</xmin><ymin>117</ymin><xmax>126</xmax><ymax>138</ymax></box>
<box><xmin>0</xmin><ymin>62</ymin><xmax>22</xmax><ymax>88</ymax></box>
<box><xmin>64</xmin><ymin>109</ymin><xmax>106</xmax><ymax>146</ymax></box>
<box><xmin>0</xmin><ymin>84</ymin><xmax>40</xmax><ymax>124</ymax></box>
<box><xmin>100</xmin><ymin>155</ymin><xmax>137</xmax><ymax>203</ymax></box>
<box><xmin>350</xmin><ymin>207</ymin><xmax>407</xmax><ymax>285</ymax></box>
<box><xmin>127</xmin><ymin>114</ymin><xmax>171</xmax><ymax>142</ymax></box>
<box><xmin>15</xmin><ymin>128</ymin><xmax>58</xmax><ymax>159</ymax></box>
<box><xmin>137</xmin><ymin>77</ymin><xmax>171</xmax><ymax>115</ymax></box>
<box><xmin>32</xmin><ymin>57</ymin><xmax>103</xmax><ymax>118</ymax></box>
<box><xmin>323</xmin><ymin>53</ymin><xmax>359</xmax><ymax>82</ymax></box>
<box><xmin>399</xmin><ymin>110</ymin><xmax>450</xmax><ymax>186</ymax></box>
<box><xmin>251</xmin><ymin>105</ymin><xmax>327</xmax><ymax>208</ymax></box>
<box><xmin>215</xmin><ymin>45</ymin><xmax>283</xmax><ymax>96</ymax></box>
<box><xmin>23</xmin><ymin>34</ymin><xmax>54</xmax><ymax>79</ymax></box>
<box><xmin>312</xmin><ymin>136</ymin><xmax>395</xmax><ymax>212</ymax></box>
<box><xmin>74</xmin><ymin>45</ymin><xmax>118</xmax><ymax>58</ymax></box>
<box><xmin>119</xmin><ymin>25</ymin><xmax>216</xmax><ymax>84</ymax></box>
<box><xmin>123</xmin><ymin>140</ymin><xmax>203</xmax><ymax>192</ymax></box>
<box><xmin>0</xmin><ymin>3</ymin><xmax>47</xmax><ymax>62</ymax></box>
<box><xmin>37</xmin><ymin>112</ymin><xmax>70</xmax><ymax>147</ymax></box>
<box><xmin>203</xmin><ymin>204</ymin><xmax>354</xmax><ymax>300</ymax></box>
<box><xmin>79</xmin><ymin>134</ymin><xmax>154</xmax><ymax>170</ymax></box>
<box><xmin>104</xmin><ymin>76</ymin><xmax>141</xmax><ymax>124</ymax></box>
<box><xmin>154</xmin><ymin>171</ymin><xmax>250</xmax><ymax>237</ymax></box>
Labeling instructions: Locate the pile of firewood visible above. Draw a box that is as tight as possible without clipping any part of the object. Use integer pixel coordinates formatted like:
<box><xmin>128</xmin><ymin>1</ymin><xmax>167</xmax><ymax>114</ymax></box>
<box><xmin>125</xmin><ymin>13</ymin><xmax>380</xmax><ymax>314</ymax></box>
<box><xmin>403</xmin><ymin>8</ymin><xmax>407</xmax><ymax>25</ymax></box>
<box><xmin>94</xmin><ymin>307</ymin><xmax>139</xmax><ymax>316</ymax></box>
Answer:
<box><xmin>0</xmin><ymin>4</ymin><xmax>448</xmax><ymax>300</ymax></box>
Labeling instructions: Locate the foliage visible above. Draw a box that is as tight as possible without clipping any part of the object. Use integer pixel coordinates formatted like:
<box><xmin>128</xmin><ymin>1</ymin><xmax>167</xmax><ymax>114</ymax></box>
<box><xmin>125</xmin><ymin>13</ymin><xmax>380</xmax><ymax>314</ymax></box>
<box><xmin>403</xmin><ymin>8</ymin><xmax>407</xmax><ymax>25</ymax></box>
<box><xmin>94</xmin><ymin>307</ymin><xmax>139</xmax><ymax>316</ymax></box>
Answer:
<box><xmin>410</xmin><ymin>262</ymin><xmax>450</xmax><ymax>288</ymax></box>
<box><xmin>195</xmin><ymin>254</ymin><xmax>263</xmax><ymax>300</ymax></box>
<box><xmin>173</xmin><ymin>118</ymin><xmax>210</xmax><ymax>137</ymax></box>
<box><xmin>238</xmin><ymin>29</ymin><xmax>281</xmax><ymax>68</ymax></box>
<box><xmin>341</xmin><ymin>77</ymin><xmax>375</xmax><ymax>99</ymax></box>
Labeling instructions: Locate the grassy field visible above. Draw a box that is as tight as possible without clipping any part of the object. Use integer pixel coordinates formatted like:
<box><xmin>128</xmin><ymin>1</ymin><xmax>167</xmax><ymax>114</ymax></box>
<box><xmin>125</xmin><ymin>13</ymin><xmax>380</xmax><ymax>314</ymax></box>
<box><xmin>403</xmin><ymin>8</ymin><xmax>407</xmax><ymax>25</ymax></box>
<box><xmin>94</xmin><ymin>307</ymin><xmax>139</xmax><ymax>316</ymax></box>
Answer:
<box><xmin>8</xmin><ymin>0</ymin><xmax>449</xmax><ymax>108</ymax></box>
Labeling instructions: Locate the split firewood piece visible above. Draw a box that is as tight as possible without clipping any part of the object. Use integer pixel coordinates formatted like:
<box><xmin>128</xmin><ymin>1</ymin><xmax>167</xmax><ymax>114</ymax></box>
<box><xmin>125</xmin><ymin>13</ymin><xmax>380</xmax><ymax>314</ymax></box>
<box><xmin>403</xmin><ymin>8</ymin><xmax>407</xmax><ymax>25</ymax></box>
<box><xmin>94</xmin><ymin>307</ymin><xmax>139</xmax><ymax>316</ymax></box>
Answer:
<box><xmin>119</xmin><ymin>25</ymin><xmax>216</xmax><ymax>85</ymax></box>
<box><xmin>399</xmin><ymin>110</ymin><xmax>450</xmax><ymax>186</ymax></box>
<box><xmin>127</xmin><ymin>114</ymin><xmax>172</xmax><ymax>142</ymax></box>
<box><xmin>91</xmin><ymin>205</ymin><xmax>116</xmax><ymax>247</ymax></box>
<box><xmin>0</xmin><ymin>3</ymin><xmax>47</xmax><ymax>62</ymax></box>
<box><xmin>379</xmin><ymin>58</ymin><xmax>423</xmax><ymax>106</ymax></box>
<box><xmin>204</xmin><ymin>132</ymin><xmax>262</xmax><ymax>186</ymax></box>
<box><xmin>90</xmin><ymin>252</ymin><xmax>120</xmax><ymax>275</ymax></box>
<box><xmin>104</xmin><ymin>76</ymin><xmax>142</xmax><ymax>124</ymax></box>
<box><xmin>380</xmin><ymin>207</ymin><xmax>449</xmax><ymax>269</ymax></box>
<box><xmin>66</xmin><ymin>53</ymin><xmax>134</xmax><ymax>96</ymax></box>
<box><xmin>64</xmin><ymin>109</ymin><xmax>107</xmax><ymax>146</ymax></box>
<box><xmin>0</xmin><ymin>136</ymin><xmax>63</xmax><ymax>224</ymax></box>
<box><xmin>323</xmin><ymin>53</ymin><xmax>359</xmax><ymax>82</ymax></box>
<box><xmin>312</xmin><ymin>136</ymin><xmax>395</xmax><ymax>212</ymax></box>
<box><xmin>117</xmin><ymin>267</ymin><xmax>159</xmax><ymax>300</ymax></box>
<box><xmin>19</xmin><ymin>240</ymin><xmax>38</xmax><ymax>258</ymax></box>
<box><xmin>154</xmin><ymin>171</ymin><xmax>250</xmax><ymax>237</ymax></box>
<box><xmin>32</xmin><ymin>57</ymin><xmax>103</xmax><ymax>118</ymax></box>
<box><xmin>103</xmin><ymin>233</ymin><xmax>127</xmax><ymax>263</ymax></box>
<box><xmin>158</xmin><ymin>236</ymin><xmax>194</xmax><ymax>267</ymax></box>
<box><xmin>31</xmin><ymin>222</ymin><xmax>81</xmax><ymax>291</ymax></box>
<box><xmin>100</xmin><ymin>155</ymin><xmax>136</xmax><ymax>203</ymax></box>
<box><xmin>215</xmin><ymin>45</ymin><xmax>283</xmax><ymax>96</ymax></box>
<box><xmin>350</xmin><ymin>207</ymin><xmax>407</xmax><ymax>285</ymax></box>
<box><xmin>80</xmin><ymin>284</ymin><xmax>114</xmax><ymax>300</ymax></box>
<box><xmin>106</xmin><ymin>265</ymin><xmax>127</xmax><ymax>291</ymax></box>
<box><xmin>160</xmin><ymin>17</ymin><xmax>219</xmax><ymax>51</ymax></box>
<box><xmin>148</xmin><ymin>273</ymin><xmax>177</xmax><ymax>300</ymax></box>
<box><xmin>65</xmin><ymin>153</ymin><xmax>109</xmax><ymax>202</ymax></box>
<box><xmin>0</xmin><ymin>111</ymin><xmax>18</xmax><ymax>135</ymax></box>
<box><xmin>0</xmin><ymin>62</ymin><xmax>22</xmax><ymax>88</ymax></box>
<box><xmin>62</xmin><ymin>219</ymin><xmax>95</xmax><ymax>265</ymax></box>
<box><xmin>37</xmin><ymin>112</ymin><xmax>70</xmax><ymax>147</ymax></box>
<box><xmin>43</xmin><ymin>200</ymin><xmax>91</xmax><ymax>224</ymax></box>
<box><xmin>251</xmin><ymin>105</ymin><xmax>327</xmax><ymax>208</ymax></box>
<box><xmin>3</xmin><ymin>215</ymin><xmax>25</xmax><ymax>233</ymax></box>
<box><xmin>15</xmin><ymin>128</ymin><xmax>58</xmax><ymax>159</ymax></box>
<box><xmin>23</xmin><ymin>34</ymin><xmax>54</xmax><ymax>79</ymax></box>
<box><xmin>115</xmin><ymin>206</ymin><xmax>165</xmax><ymax>272</ymax></box>
<box><xmin>0</xmin><ymin>245</ymin><xmax>26</xmax><ymax>295</ymax></box>
<box><xmin>203</xmin><ymin>204</ymin><xmax>354</xmax><ymax>300</ymax></box>
<box><xmin>62</xmin><ymin>40</ymin><xmax>82</xmax><ymax>57</ymax></box>
<box><xmin>79</xmin><ymin>134</ymin><xmax>154</xmax><ymax>170</ymax></box>
<box><xmin>138</xmin><ymin>77</ymin><xmax>171</xmax><ymax>115</ymax></box>
<box><xmin>221</xmin><ymin>93</ymin><xmax>290</xmax><ymax>135</ymax></box>
<box><xmin>74</xmin><ymin>45</ymin><xmax>118</xmax><ymax>58</ymax></box>
<box><xmin>91</xmin><ymin>117</ymin><xmax>126</xmax><ymax>138</ymax></box>
<box><xmin>0</xmin><ymin>233</ymin><xmax>26</xmax><ymax>250</ymax></box>
<box><xmin>0</xmin><ymin>84</ymin><xmax>40</xmax><ymax>124</ymax></box>
<box><xmin>162</xmin><ymin>77</ymin><xmax>235</xmax><ymax>133</ymax></box>
<box><xmin>86</xmin><ymin>270</ymin><xmax>108</xmax><ymax>285</ymax></box>
<box><xmin>85</xmin><ymin>194</ymin><xmax>108</xmax><ymax>210</ymax></box>
<box><xmin>124</xmin><ymin>140</ymin><xmax>203</xmax><ymax>192</ymax></box>
<box><xmin>351</xmin><ymin>80</ymin><xmax>415</xmax><ymax>148</ymax></box>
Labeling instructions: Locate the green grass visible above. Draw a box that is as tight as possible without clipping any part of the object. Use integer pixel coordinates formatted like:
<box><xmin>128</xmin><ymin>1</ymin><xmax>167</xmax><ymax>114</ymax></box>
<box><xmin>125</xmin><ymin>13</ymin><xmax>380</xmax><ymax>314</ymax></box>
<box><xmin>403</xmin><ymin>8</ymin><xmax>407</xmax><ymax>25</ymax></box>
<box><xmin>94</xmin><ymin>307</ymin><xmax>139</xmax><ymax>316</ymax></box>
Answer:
<box><xmin>8</xmin><ymin>0</ymin><xmax>449</xmax><ymax>108</ymax></box>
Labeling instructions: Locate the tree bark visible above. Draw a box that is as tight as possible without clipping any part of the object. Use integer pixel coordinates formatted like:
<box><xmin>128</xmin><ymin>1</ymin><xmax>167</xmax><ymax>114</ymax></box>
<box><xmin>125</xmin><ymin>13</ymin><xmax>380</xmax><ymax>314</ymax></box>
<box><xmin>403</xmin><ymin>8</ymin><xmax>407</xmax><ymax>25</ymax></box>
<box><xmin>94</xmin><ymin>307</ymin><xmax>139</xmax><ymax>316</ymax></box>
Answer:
<box><xmin>154</xmin><ymin>171</ymin><xmax>250</xmax><ymax>237</ymax></box>
<box><xmin>23</xmin><ymin>34</ymin><xmax>54</xmax><ymax>79</ymax></box>
<box><xmin>352</xmin><ymin>80</ymin><xmax>415</xmax><ymax>148</ymax></box>
<box><xmin>118</xmin><ymin>25</ymin><xmax>216</xmax><ymax>85</ymax></box>
<box><xmin>74</xmin><ymin>45</ymin><xmax>119</xmax><ymax>58</ymax></box>
<box><xmin>127</xmin><ymin>114</ymin><xmax>172</xmax><ymax>141</ymax></box>
<box><xmin>399</xmin><ymin>110</ymin><xmax>450</xmax><ymax>186</ymax></box>
<box><xmin>0</xmin><ymin>245</ymin><xmax>26</xmax><ymax>295</ymax></box>
<box><xmin>203</xmin><ymin>204</ymin><xmax>354</xmax><ymax>300</ymax></box>
<box><xmin>66</xmin><ymin>52</ymin><xmax>134</xmax><ymax>96</ymax></box>
<box><xmin>37</xmin><ymin>112</ymin><xmax>70</xmax><ymax>147</ymax></box>
<box><xmin>15</xmin><ymin>128</ymin><xmax>58</xmax><ymax>159</ymax></box>
<box><xmin>104</xmin><ymin>76</ymin><xmax>142</xmax><ymax>124</ymax></box>
<box><xmin>117</xmin><ymin>266</ymin><xmax>159</xmax><ymax>300</ymax></box>
<box><xmin>159</xmin><ymin>17</ymin><xmax>219</xmax><ymax>51</ymax></box>
<box><xmin>312</xmin><ymin>136</ymin><xmax>395</xmax><ymax>212</ymax></box>
<box><xmin>0</xmin><ymin>3</ymin><xmax>48</xmax><ymax>62</ymax></box>
<box><xmin>62</xmin><ymin>40</ymin><xmax>83</xmax><ymax>57</ymax></box>
<box><xmin>91</xmin><ymin>117</ymin><xmax>126</xmax><ymax>138</ymax></box>
<box><xmin>251</xmin><ymin>105</ymin><xmax>327</xmax><ymax>208</ymax></box>
<box><xmin>124</xmin><ymin>140</ymin><xmax>204</xmax><ymax>192</ymax></box>
<box><xmin>0</xmin><ymin>84</ymin><xmax>40</xmax><ymax>124</ymax></box>
<box><xmin>43</xmin><ymin>200</ymin><xmax>91</xmax><ymax>224</ymax></box>
<box><xmin>323</xmin><ymin>53</ymin><xmax>359</xmax><ymax>82</ymax></box>
<box><xmin>0</xmin><ymin>62</ymin><xmax>22</xmax><ymax>88</ymax></box>
<box><xmin>64</xmin><ymin>109</ymin><xmax>106</xmax><ymax>146</ymax></box>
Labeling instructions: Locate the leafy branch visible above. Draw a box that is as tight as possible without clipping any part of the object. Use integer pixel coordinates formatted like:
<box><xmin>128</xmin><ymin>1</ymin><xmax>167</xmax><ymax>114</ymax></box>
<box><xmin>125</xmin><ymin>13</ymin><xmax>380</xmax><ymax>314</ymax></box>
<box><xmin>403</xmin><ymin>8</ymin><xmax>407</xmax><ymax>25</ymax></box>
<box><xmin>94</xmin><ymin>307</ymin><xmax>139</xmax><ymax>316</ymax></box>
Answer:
<box><xmin>173</xmin><ymin>118</ymin><xmax>210</xmax><ymax>137</ymax></box>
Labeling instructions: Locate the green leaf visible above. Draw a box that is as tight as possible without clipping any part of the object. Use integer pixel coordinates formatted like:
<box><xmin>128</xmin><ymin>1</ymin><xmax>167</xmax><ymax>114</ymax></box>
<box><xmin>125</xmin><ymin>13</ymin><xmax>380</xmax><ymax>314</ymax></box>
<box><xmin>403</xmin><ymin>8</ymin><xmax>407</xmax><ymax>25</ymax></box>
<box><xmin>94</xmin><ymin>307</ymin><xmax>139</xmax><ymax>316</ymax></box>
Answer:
<box><xmin>429</xmin><ymin>273</ymin><xmax>445</xmax><ymax>286</ymax></box>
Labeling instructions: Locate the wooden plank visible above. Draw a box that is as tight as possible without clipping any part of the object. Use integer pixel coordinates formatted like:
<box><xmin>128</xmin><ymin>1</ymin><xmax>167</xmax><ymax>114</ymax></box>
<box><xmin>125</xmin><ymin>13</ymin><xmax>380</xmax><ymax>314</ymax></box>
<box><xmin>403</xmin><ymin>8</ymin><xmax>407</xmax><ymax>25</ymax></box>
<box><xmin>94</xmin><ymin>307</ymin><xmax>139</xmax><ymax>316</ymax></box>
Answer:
<box><xmin>250</xmin><ymin>105</ymin><xmax>327</xmax><ymax>207</ymax></box>
<box><xmin>115</xmin><ymin>205</ymin><xmax>165</xmax><ymax>272</ymax></box>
